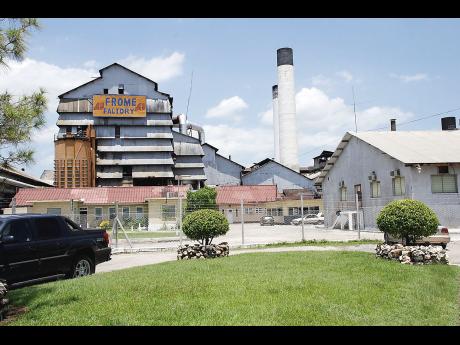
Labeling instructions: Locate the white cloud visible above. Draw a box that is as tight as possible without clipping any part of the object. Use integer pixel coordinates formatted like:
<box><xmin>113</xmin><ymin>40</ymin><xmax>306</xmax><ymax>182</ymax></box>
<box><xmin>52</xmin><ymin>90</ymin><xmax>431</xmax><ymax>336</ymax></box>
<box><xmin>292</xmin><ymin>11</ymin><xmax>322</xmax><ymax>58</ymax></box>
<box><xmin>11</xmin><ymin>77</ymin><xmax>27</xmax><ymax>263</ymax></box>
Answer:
<box><xmin>390</xmin><ymin>73</ymin><xmax>429</xmax><ymax>83</ymax></box>
<box><xmin>311</xmin><ymin>74</ymin><xmax>334</xmax><ymax>87</ymax></box>
<box><xmin>205</xmin><ymin>96</ymin><xmax>248</xmax><ymax>119</ymax></box>
<box><xmin>251</xmin><ymin>87</ymin><xmax>414</xmax><ymax>166</ymax></box>
<box><xmin>0</xmin><ymin>52</ymin><xmax>186</xmax><ymax>177</ymax></box>
<box><xmin>119</xmin><ymin>52</ymin><xmax>185</xmax><ymax>83</ymax></box>
<box><xmin>337</xmin><ymin>70</ymin><xmax>354</xmax><ymax>82</ymax></box>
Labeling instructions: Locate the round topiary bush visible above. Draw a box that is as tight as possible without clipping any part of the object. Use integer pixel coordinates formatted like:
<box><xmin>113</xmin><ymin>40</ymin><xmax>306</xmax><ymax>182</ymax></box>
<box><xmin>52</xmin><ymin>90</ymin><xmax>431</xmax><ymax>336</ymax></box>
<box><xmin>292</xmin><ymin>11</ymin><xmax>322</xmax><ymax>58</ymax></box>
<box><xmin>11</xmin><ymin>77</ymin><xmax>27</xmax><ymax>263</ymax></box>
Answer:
<box><xmin>182</xmin><ymin>209</ymin><xmax>229</xmax><ymax>245</ymax></box>
<box><xmin>376</xmin><ymin>199</ymin><xmax>439</xmax><ymax>245</ymax></box>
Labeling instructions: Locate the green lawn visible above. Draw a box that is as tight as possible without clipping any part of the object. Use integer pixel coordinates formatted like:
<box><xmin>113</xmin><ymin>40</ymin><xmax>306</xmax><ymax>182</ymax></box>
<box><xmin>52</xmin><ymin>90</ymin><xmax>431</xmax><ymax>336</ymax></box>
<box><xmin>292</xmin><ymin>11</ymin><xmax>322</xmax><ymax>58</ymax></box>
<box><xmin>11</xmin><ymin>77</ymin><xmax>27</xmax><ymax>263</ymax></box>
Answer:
<box><xmin>107</xmin><ymin>231</ymin><xmax>177</xmax><ymax>239</ymax></box>
<box><xmin>249</xmin><ymin>239</ymin><xmax>381</xmax><ymax>249</ymax></box>
<box><xmin>4</xmin><ymin>252</ymin><xmax>459</xmax><ymax>326</ymax></box>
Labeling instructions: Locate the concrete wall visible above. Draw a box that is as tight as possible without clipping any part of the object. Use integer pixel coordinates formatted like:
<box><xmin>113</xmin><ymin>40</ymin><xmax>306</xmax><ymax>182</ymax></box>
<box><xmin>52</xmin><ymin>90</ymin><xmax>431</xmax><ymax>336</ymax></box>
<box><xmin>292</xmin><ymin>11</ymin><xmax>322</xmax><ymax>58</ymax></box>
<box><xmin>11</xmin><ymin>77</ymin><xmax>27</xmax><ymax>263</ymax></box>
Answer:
<box><xmin>322</xmin><ymin>136</ymin><xmax>460</xmax><ymax>229</ymax></box>
<box><xmin>242</xmin><ymin>161</ymin><xmax>314</xmax><ymax>193</ymax></box>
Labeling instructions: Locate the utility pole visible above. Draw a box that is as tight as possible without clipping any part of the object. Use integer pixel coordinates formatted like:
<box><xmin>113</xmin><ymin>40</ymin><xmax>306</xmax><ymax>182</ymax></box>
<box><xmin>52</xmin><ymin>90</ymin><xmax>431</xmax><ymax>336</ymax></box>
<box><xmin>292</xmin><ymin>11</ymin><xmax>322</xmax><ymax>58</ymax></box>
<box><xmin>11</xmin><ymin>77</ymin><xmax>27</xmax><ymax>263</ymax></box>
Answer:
<box><xmin>300</xmin><ymin>193</ymin><xmax>305</xmax><ymax>242</ymax></box>
<box><xmin>11</xmin><ymin>197</ymin><xmax>16</xmax><ymax>214</ymax></box>
<box><xmin>178</xmin><ymin>177</ymin><xmax>183</xmax><ymax>246</ymax></box>
<box><xmin>355</xmin><ymin>192</ymin><xmax>360</xmax><ymax>239</ymax></box>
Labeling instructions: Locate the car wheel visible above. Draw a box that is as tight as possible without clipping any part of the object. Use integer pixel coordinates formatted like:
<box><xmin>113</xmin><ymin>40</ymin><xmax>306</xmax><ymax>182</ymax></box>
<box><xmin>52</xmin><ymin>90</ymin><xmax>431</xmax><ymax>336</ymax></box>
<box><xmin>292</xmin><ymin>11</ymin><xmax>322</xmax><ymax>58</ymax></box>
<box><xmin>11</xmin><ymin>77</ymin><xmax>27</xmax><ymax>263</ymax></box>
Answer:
<box><xmin>69</xmin><ymin>255</ymin><xmax>95</xmax><ymax>279</ymax></box>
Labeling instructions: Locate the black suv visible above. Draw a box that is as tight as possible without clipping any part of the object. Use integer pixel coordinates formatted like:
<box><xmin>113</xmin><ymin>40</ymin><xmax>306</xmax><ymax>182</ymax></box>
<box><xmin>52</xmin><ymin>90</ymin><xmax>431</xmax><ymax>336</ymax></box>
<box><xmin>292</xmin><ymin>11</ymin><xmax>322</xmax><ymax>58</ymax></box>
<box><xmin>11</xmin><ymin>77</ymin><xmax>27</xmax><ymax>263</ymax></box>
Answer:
<box><xmin>0</xmin><ymin>214</ymin><xmax>111</xmax><ymax>289</ymax></box>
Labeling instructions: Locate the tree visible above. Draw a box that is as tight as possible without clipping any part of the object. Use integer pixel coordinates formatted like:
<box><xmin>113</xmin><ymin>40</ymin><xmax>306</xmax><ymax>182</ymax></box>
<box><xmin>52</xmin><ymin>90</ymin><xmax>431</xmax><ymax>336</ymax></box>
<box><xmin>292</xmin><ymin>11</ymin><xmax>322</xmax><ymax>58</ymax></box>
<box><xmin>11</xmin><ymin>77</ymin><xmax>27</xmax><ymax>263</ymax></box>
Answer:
<box><xmin>182</xmin><ymin>209</ymin><xmax>229</xmax><ymax>245</ymax></box>
<box><xmin>0</xmin><ymin>18</ymin><xmax>47</xmax><ymax>167</ymax></box>
<box><xmin>376</xmin><ymin>199</ymin><xmax>439</xmax><ymax>245</ymax></box>
<box><xmin>185</xmin><ymin>186</ymin><xmax>217</xmax><ymax>213</ymax></box>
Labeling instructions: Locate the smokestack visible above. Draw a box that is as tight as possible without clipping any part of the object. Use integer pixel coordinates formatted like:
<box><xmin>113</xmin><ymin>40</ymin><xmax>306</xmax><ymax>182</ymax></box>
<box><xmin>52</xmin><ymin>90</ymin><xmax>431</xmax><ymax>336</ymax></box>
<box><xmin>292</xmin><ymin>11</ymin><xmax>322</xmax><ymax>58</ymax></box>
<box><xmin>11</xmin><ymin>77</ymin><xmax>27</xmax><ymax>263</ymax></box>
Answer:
<box><xmin>272</xmin><ymin>85</ymin><xmax>280</xmax><ymax>162</ymax></box>
<box><xmin>390</xmin><ymin>119</ymin><xmax>396</xmax><ymax>131</ymax></box>
<box><xmin>441</xmin><ymin>117</ymin><xmax>456</xmax><ymax>131</ymax></box>
<box><xmin>276</xmin><ymin>47</ymin><xmax>299</xmax><ymax>172</ymax></box>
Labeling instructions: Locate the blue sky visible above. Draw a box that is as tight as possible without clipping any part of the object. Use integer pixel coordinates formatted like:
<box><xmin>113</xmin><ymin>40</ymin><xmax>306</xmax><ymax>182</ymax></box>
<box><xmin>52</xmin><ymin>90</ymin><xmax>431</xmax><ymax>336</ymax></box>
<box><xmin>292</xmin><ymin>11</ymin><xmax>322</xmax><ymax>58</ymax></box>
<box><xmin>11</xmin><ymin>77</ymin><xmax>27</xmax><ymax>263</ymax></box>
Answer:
<box><xmin>2</xmin><ymin>18</ymin><xmax>460</xmax><ymax>178</ymax></box>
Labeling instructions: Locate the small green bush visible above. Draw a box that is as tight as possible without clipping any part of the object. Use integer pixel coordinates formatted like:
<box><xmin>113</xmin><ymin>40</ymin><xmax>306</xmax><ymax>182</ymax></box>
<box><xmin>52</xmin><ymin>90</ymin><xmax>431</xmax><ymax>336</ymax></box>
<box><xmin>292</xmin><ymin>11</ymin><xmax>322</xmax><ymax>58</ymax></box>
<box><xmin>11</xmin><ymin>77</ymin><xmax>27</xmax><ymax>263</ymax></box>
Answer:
<box><xmin>99</xmin><ymin>220</ymin><xmax>111</xmax><ymax>231</ymax></box>
<box><xmin>376</xmin><ymin>199</ymin><xmax>439</xmax><ymax>244</ymax></box>
<box><xmin>182</xmin><ymin>209</ymin><xmax>229</xmax><ymax>245</ymax></box>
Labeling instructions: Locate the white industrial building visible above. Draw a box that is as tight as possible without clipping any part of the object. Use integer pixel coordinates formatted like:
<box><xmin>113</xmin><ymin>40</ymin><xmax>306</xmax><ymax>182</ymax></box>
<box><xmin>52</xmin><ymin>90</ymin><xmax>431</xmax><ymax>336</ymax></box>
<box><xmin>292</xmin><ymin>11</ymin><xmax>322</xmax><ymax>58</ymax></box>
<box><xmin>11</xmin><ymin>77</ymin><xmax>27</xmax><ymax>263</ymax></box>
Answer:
<box><xmin>318</xmin><ymin>118</ymin><xmax>460</xmax><ymax>229</ymax></box>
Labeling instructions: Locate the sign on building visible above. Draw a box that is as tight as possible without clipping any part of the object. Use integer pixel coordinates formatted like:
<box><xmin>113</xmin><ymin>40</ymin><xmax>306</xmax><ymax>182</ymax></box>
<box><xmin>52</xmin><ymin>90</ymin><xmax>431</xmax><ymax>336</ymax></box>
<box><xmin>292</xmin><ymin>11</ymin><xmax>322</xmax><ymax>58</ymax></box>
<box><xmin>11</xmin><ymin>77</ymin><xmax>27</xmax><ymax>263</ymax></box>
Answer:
<box><xmin>93</xmin><ymin>95</ymin><xmax>146</xmax><ymax>117</ymax></box>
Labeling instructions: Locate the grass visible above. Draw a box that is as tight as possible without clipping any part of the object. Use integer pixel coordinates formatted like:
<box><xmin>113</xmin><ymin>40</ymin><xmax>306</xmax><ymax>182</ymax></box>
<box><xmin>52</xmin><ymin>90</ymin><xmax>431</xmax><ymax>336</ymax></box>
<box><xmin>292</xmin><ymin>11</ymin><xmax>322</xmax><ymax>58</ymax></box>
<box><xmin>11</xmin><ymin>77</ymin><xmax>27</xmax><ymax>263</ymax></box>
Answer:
<box><xmin>246</xmin><ymin>239</ymin><xmax>382</xmax><ymax>249</ymax></box>
<box><xmin>4</xmin><ymin>251</ymin><xmax>459</xmax><ymax>326</ymax></box>
<box><xmin>107</xmin><ymin>231</ymin><xmax>177</xmax><ymax>239</ymax></box>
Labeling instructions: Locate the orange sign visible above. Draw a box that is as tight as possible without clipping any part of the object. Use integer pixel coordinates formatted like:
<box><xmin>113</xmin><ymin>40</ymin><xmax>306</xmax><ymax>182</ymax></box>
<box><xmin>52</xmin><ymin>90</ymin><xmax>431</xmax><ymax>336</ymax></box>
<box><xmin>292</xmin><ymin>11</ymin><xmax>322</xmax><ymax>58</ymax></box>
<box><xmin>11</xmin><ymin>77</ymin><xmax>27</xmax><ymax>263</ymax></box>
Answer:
<box><xmin>93</xmin><ymin>95</ymin><xmax>146</xmax><ymax>117</ymax></box>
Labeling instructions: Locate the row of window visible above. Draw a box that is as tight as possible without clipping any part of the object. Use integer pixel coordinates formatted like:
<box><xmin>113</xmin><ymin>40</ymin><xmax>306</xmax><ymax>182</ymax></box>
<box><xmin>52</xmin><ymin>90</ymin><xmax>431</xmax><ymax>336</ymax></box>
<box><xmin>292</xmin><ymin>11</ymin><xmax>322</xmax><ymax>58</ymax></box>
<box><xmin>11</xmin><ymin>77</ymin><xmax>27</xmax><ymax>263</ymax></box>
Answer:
<box><xmin>339</xmin><ymin>174</ymin><xmax>458</xmax><ymax>201</ymax></box>
<box><xmin>221</xmin><ymin>207</ymin><xmax>320</xmax><ymax>217</ymax></box>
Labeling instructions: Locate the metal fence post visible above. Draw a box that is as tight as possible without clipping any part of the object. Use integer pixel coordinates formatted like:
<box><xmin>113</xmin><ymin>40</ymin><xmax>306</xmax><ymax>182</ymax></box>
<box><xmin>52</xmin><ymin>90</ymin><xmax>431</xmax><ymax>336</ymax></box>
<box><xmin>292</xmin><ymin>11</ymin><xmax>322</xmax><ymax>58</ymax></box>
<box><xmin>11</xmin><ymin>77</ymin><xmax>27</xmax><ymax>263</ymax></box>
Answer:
<box><xmin>11</xmin><ymin>197</ymin><xmax>16</xmax><ymax>214</ymax></box>
<box><xmin>179</xmin><ymin>186</ymin><xmax>183</xmax><ymax>247</ymax></box>
<box><xmin>115</xmin><ymin>201</ymin><xmax>119</xmax><ymax>247</ymax></box>
<box><xmin>300</xmin><ymin>193</ymin><xmax>305</xmax><ymax>241</ymax></box>
<box><xmin>240</xmin><ymin>199</ymin><xmax>244</xmax><ymax>246</ymax></box>
<box><xmin>355</xmin><ymin>192</ymin><xmax>360</xmax><ymax>239</ymax></box>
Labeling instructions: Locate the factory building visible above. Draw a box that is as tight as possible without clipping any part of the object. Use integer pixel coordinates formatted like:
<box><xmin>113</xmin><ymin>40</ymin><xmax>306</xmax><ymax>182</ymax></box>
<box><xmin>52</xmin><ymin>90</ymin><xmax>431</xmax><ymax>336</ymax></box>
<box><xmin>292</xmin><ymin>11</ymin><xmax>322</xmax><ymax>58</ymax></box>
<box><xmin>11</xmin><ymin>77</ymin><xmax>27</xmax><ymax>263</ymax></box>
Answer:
<box><xmin>54</xmin><ymin>63</ymin><xmax>206</xmax><ymax>189</ymax></box>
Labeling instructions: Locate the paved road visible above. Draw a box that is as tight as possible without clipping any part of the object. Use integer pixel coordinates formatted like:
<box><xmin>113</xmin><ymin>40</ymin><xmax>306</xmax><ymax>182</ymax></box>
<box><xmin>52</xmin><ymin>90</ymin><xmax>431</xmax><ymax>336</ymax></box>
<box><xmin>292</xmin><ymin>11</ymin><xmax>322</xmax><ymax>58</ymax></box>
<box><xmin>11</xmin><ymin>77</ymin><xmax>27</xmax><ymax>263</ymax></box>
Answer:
<box><xmin>111</xmin><ymin>223</ymin><xmax>384</xmax><ymax>252</ymax></box>
<box><xmin>97</xmin><ymin>244</ymin><xmax>377</xmax><ymax>274</ymax></box>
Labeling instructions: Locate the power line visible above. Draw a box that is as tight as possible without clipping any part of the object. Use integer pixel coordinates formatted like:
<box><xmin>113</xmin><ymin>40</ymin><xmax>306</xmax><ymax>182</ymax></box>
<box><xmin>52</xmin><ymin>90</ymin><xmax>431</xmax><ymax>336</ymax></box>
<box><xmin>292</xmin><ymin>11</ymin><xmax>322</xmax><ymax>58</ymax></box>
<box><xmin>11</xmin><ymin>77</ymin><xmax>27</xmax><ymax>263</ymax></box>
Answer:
<box><xmin>185</xmin><ymin>70</ymin><xmax>194</xmax><ymax>119</ymax></box>
<box><xmin>370</xmin><ymin>106</ymin><xmax>460</xmax><ymax>131</ymax></box>
<box><xmin>352</xmin><ymin>85</ymin><xmax>357</xmax><ymax>132</ymax></box>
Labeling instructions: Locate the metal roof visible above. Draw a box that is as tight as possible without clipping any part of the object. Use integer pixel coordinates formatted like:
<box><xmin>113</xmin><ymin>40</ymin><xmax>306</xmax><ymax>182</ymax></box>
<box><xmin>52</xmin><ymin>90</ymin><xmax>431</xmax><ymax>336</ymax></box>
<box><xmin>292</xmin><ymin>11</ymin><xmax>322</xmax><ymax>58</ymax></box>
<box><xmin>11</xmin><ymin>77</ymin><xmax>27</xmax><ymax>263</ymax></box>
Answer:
<box><xmin>317</xmin><ymin>130</ymin><xmax>460</xmax><ymax>184</ymax></box>
<box><xmin>216</xmin><ymin>185</ymin><xmax>278</xmax><ymax>205</ymax></box>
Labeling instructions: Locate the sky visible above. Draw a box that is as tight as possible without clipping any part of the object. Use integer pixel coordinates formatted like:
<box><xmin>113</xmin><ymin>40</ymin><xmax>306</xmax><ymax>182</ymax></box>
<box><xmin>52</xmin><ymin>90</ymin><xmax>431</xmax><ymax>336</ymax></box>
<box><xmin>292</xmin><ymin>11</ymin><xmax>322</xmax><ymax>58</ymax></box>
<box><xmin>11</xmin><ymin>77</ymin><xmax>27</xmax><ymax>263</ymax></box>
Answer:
<box><xmin>2</xmin><ymin>18</ymin><xmax>460</xmax><ymax>178</ymax></box>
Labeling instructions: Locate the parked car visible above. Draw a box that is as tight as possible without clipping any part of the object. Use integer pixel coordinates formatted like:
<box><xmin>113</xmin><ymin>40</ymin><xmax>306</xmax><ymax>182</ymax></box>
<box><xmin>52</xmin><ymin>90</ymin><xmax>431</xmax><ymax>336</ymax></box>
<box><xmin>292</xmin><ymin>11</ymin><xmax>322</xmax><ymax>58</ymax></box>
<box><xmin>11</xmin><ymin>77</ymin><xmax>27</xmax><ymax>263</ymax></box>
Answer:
<box><xmin>260</xmin><ymin>216</ymin><xmax>275</xmax><ymax>226</ymax></box>
<box><xmin>0</xmin><ymin>214</ymin><xmax>111</xmax><ymax>289</ymax></box>
<box><xmin>291</xmin><ymin>213</ymin><xmax>324</xmax><ymax>226</ymax></box>
<box><xmin>384</xmin><ymin>225</ymin><xmax>450</xmax><ymax>249</ymax></box>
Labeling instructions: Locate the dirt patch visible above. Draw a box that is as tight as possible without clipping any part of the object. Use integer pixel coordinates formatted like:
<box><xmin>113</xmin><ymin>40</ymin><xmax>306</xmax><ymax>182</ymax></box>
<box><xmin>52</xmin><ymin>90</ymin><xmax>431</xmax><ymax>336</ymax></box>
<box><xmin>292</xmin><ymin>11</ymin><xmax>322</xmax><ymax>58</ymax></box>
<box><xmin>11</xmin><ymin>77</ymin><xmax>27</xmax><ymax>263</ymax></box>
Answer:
<box><xmin>0</xmin><ymin>306</ymin><xmax>29</xmax><ymax>324</ymax></box>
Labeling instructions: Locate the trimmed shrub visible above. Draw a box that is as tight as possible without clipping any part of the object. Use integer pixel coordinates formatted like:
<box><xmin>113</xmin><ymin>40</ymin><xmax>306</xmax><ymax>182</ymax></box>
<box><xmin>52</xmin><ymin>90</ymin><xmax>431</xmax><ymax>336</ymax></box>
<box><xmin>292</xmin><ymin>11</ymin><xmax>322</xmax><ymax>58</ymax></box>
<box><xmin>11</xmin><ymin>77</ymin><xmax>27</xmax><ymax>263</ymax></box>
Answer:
<box><xmin>185</xmin><ymin>186</ymin><xmax>217</xmax><ymax>214</ymax></box>
<box><xmin>182</xmin><ymin>209</ymin><xmax>229</xmax><ymax>245</ymax></box>
<box><xmin>376</xmin><ymin>199</ymin><xmax>439</xmax><ymax>245</ymax></box>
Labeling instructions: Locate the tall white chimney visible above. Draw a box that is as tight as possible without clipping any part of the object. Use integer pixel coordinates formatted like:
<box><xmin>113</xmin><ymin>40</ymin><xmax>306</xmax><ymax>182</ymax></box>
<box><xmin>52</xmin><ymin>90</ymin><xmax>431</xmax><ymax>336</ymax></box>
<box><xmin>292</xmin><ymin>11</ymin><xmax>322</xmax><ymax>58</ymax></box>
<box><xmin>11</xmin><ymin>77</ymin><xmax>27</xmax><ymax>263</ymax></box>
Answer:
<box><xmin>277</xmin><ymin>47</ymin><xmax>299</xmax><ymax>172</ymax></box>
<box><xmin>272</xmin><ymin>85</ymin><xmax>280</xmax><ymax>162</ymax></box>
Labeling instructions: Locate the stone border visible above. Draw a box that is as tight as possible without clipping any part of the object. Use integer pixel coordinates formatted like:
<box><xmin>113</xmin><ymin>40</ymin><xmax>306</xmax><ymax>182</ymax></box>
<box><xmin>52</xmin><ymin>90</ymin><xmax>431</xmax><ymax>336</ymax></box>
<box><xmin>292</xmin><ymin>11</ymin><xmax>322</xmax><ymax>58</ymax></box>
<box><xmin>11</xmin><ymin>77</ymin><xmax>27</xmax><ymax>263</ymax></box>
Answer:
<box><xmin>376</xmin><ymin>243</ymin><xmax>449</xmax><ymax>264</ymax></box>
<box><xmin>177</xmin><ymin>242</ymin><xmax>229</xmax><ymax>260</ymax></box>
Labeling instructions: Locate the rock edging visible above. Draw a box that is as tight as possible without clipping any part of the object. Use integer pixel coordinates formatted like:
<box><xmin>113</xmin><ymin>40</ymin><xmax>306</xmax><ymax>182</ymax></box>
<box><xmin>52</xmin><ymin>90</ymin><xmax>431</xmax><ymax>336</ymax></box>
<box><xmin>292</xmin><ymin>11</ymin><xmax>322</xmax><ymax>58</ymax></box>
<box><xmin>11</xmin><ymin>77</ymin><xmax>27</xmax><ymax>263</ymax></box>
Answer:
<box><xmin>375</xmin><ymin>243</ymin><xmax>449</xmax><ymax>264</ymax></box>
<box><xmin>0</xmin><ymin>280</ymin><xmax>8</xmax><ymax>321</ymax></box>
<box><xmin>177</xmin><ymin>242</ymin><xmax>229</xmax><ymax>260</ymax></box>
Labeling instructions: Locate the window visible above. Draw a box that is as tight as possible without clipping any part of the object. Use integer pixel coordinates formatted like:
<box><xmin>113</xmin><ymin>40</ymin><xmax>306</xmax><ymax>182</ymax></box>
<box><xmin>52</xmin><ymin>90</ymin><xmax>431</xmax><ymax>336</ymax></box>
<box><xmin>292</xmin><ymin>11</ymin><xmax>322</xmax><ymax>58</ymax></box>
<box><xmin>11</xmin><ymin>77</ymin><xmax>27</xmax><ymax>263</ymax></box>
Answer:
<box><xmin>255</xmin><ymin>207</ymin><xmax>266</xmax><ymax>214</ymax></box>
<box><xmin>34</xmin><ymin>218</ymin><xmax>61</xmax><ymax>240</ymax></box>
<box><xmin>136</xmin><ymin>207</ymin><xmax>144</xmax><ymax>220</ymax></box>
<box><xmin>118</xmin><ymin>84</ymin><xmax>124</xmax><ymax>94</ymax></box>
<box><xmin>354</xmin><ymin>184</ymin><xmax>362</xmax><ymax>202</ymax></box>
<box><xmin>340</xmin><ymin>187</ymin><xmax>347</xmax><ymax>201</ymax></box>
<box><xmin>288</xmin><ymin>207</ymin><xmax>301</xmax><ymax>216</ymax></box>
<box><xmin>103</xmin><ymin>88</ymin><xmax>109</xmax><ymax>94</ymax></box>
<box><xmin>66</xmin><ymin>126</ymin><xmax>72</xmax><ymax>135</ymax></box>
<box><xmin>113</xmin><ymin>152</ymin><xmax>122</xmax><ymax>160</ymax></box>
<box><xmin>95</xmin><ymin>207</ymin><xmax>103</xmax><ymax>222</ymax></box>
<box><xmin>64</xmin><ymin>218</ymin><xmax>81</xmax><ymax>231</ymax></box>
<box><xmin>109</xmin><ymin>207</ymin><xmax>116</xmax><ymax>220</ymax></box>
<box><xmin>267</xmin><ymin>208</ymin><xmax>283</xmax><ymax>216</ymax></box>
<box><xmin>392</xmin><ymin>176</ymin><xmax>406</xmax><ymax>196</ymax></box>
<box><xmin>431</xmin><ymin>175</ymin><xmax>458</xmax><ymax>193</ymax></box>
<box><xmin>2</xmin><ymin>220</ymin><xmax>33</xmax><ymax>243</ymax></box>
<box><xmin>123</xmin><ymin>166</ymin><xmax>132</xmax><ymax>178</ymax></box>
<box><xmin>115</xmin><ymin>126</ymin><xmax>120</xmax><ymax>138</ymax></box>
<box><xmin>370</xmin><ymin>181</ymin><xmax>381</xmax><ymax>198</ymax></box>
<box><xmin>122</xmin><ymin>207</ymin><xmax>130</xmax><ymax>219</ymax></box>
<box><xmin>161</xmin><ymin>205</ymin><xmax>176</xmax><ymax>221</ymax></box>
<box><xmin>47</xmin><ymin>208</ymin><xmax>61</xmax><ymax>215</ymax></box>
<box><xmin>244</xmin><ymin>208</ymin><xmax>253</xmax><ymax>215</ymax></box>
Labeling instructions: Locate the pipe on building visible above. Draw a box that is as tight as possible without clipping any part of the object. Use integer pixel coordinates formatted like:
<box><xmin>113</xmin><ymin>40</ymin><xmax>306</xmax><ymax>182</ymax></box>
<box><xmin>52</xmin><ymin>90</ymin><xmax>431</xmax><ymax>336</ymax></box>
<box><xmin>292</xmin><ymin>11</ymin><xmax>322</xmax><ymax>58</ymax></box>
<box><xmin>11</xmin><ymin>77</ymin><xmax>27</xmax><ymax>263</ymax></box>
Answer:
<box><xmin>172</xmin><ymin>114</ymin><xmax>206</xmax><ymax>144</ymax></box>
<box><xmin>272</xmin><ymin>85</ymin><xmax>280</xmax><ymax>162</ymax></box>
<box><xmin>172</xmin><ymin>113</ymin><xmax>187</xmax><ymax>134</ymax></box>
<box><xmin>277</xmin><ymin>47</ymin><xmax>299</xmax><ymax>172</ymax></box>
<box><xmin>0</xmin><ymin>177</ymin><xmax>40</xmax><ymax>189</ymax></box>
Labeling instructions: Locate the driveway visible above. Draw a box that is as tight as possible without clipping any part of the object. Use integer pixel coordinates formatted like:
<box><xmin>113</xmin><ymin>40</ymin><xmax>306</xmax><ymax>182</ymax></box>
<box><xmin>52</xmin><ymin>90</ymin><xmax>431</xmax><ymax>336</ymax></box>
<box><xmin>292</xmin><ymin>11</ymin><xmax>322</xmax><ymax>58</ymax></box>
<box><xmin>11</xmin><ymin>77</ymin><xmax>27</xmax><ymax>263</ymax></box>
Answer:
<box><xmin>111</xmin><ymin>223</ymin><xmax>384</xmax><ymax>251</ymax></box>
